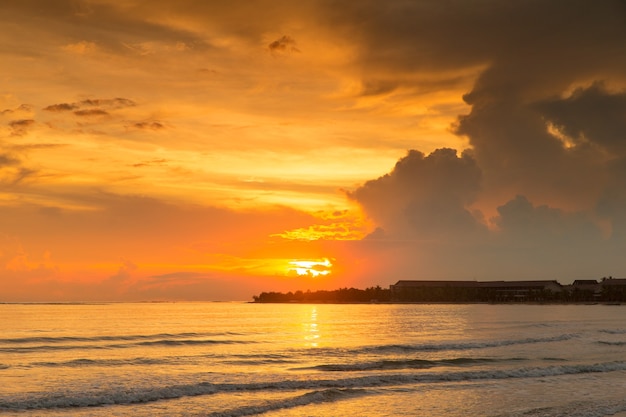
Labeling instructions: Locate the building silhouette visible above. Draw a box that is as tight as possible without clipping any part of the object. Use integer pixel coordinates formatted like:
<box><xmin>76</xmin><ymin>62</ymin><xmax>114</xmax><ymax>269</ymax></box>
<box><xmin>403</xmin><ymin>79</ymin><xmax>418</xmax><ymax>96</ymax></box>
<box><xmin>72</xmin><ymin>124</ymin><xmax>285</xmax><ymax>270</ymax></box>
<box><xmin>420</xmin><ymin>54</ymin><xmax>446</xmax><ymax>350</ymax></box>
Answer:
<box><xmin>390</xmin><ymin>278</ymin><xmax>626</xmax><ymax>302</ymax></box>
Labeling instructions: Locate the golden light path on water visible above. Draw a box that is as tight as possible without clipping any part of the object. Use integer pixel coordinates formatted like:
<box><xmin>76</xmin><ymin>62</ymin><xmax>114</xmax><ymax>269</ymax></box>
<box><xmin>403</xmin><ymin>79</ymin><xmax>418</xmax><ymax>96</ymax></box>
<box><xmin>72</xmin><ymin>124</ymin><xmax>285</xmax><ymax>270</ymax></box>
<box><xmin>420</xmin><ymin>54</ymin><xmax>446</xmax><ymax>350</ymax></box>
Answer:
<box><xmin>303</xmin><ymin>306</ymin><xmax>320</xmax><ymax>347</ymax></box>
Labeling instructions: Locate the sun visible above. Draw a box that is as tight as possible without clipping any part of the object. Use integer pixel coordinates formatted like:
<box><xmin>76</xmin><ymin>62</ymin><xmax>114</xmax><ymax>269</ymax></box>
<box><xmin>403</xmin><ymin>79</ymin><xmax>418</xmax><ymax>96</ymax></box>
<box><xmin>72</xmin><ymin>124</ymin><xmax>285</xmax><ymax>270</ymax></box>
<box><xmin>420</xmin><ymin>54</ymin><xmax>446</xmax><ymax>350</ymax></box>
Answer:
<box><xmin>288</xmin><ymin>258</ymin><xmax>333</xmax><ymax>277</ymax></box>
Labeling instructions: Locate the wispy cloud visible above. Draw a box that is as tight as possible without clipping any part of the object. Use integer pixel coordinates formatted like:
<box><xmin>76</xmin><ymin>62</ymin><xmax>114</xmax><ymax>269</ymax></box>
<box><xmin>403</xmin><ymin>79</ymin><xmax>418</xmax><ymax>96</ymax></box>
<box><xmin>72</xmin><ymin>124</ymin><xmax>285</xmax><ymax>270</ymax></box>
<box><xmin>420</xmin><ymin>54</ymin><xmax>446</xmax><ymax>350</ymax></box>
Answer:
<box><xmin>74</xmin><ymin>109</ymin><xmax>110</xmax><ymax>117</ymax></box>
<box><xmin>8</xmin><ymin>119</ymin><xmax>35</xmax><ymax>136</ymax></box>
<box><xmin>43</xmin><ymin>103</ymin><xmax>79</xmax><ymax>112</ymax></box>
<box><xmin>129</xmin><ymin>121</ymin><xmax>165</xmax><ymax>130</ymax></box>
<box><xmin>132</xmin><ymin>159</ymin><xmax>169</xmax><ymax>168</ymax></box>
<box><xmin>0</xmin><ymin>153</ymin><xmax>19</xmax><ymax>167</ymax></box>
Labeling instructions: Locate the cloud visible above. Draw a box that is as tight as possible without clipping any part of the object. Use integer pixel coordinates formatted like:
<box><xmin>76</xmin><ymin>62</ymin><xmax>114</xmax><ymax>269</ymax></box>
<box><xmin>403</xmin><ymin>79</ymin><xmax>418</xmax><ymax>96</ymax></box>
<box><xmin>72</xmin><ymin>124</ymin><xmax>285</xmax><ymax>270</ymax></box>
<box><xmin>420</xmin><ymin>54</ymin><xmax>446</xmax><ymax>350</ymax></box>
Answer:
<box><xmin>596</xmin><ymin>157</ymin><xmax>626</xmax><ymax>239</ymax></box>
<box><xmin>79</xmin><ymin>98</ymin><xmax>136</xmax><ymax>108</ymax></box>
<box><xmin>4</xmin><ymin>0</ymin><xmax>626</xmax><ymax>296</ymax></box>
<box><xmin>8</xmin><ymin>119</ymin><xmax>35</xmax><ymax>135</ymax></box>
<box><xmin>44</xmin><ymin>103</ymin><xmax>79</xmax><ymax>112</ymax></box>
<box><xmin>3</xmin><ymin>167</ymin><xmax>37</xmax><ymax>187</ymax></box>
<box><xmin>44</xmin><ymin>98</ymin><xmax>136</xmax><ymax>113</ymax></box>
<box><xmin>268</xmin><ymin>35</ymin><xmax>300</xmax><ymax>54</ymax></box>
<box><xmin>0</xmin><ymin>153</ymin><xmax>19</xmax><ymax>167</ymax></box>
<box><xmin>494</xmin><ymin>195</ymin><xmax>602</xmax><ymax>242</ymax></box>
<box><xmin>130</xmin><ymin>121</ymin><xmax>165</xmax><ymax>130</ymax></box>
<box><xmin>534</xmin><ymin>82</ymin><xmax>626</xmax><ymax>154</ymax></box>
<box><xmin>349</xmin><ymin>148</ymin><xmax>484</xmax><ymax>239</ymax></box>
<box><xmin>359</xmin><ymin>79</ymin><xmax>399</xmax><ymax>97</ymax></box>
<box><xmin>74</xmin><ymin>109</ymin><xmax>109</xmax><ymax>117</ymax></box>
<box><xmin>0</xmin><ymin>189</ymin><xmax>325</xmax><ymax>300</ymax></box>
<box><xmin>0</xmin><ymin>190</ymin><xmax>317</xmax><ymax>260</ymax></box>
<box><xmin>9</xmin><ymin>143</ymin><xmax>67</xmax><ymax>151</ymax></box>
<box><xmin>1</xmin><ymin>104</ymin><xmax>32</xmax><ymax>116</ymax></box>
<box><xmin>132</xmin><ymin>159</ymin><xmax>169</xmax><ymax>168</ymax></box>
<box><xmin>0</xmin><ymin>147</ymin><xmax>37</xmax><ymax>189</ymax></box>
<box><xmin>3</xmin><ymin>0</ymin><xmax>211</xmax><ymax>58</ymax></box>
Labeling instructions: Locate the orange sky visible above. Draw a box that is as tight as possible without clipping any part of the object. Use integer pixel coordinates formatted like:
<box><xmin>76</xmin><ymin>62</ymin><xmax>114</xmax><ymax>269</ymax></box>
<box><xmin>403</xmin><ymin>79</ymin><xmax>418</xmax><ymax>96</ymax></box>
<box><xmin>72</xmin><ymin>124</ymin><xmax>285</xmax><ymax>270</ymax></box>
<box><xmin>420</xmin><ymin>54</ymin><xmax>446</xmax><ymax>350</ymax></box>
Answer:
<box><xmin>2</xmin><ymin>1</ymin><xmax>626</xmax><ymax>301</ymax></box>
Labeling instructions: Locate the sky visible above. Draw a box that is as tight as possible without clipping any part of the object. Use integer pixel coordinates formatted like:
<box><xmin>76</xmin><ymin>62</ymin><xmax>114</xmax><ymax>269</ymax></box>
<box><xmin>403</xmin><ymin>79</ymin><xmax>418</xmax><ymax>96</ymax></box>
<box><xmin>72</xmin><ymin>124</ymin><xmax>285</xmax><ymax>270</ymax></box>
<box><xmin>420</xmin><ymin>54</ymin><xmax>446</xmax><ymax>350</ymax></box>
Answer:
<box><xmin>2</xmin><ymin>0</ymin><xmax>626</xmax><ymax>301</ymax></box>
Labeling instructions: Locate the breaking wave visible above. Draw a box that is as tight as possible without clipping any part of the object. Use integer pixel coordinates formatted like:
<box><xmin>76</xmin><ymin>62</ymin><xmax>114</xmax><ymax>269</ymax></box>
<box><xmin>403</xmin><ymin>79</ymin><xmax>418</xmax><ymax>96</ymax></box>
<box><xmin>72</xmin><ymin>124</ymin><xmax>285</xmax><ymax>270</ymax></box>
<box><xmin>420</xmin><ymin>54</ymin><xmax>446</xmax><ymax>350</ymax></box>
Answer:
<box><xmin>3</xmin><ymin>361</ymin><xmax>626</xmax><ymax>411</ymax></box>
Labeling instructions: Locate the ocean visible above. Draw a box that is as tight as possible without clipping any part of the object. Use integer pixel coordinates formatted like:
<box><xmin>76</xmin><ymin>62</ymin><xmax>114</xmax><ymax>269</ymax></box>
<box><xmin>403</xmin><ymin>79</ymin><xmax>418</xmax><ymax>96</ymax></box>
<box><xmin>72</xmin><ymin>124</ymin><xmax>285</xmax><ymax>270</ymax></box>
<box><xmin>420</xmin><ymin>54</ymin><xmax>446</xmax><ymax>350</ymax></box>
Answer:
<box><xmin>2</xmin><ymin>302</ymin><xmax>626</xmax><ymax>416</ymax></box>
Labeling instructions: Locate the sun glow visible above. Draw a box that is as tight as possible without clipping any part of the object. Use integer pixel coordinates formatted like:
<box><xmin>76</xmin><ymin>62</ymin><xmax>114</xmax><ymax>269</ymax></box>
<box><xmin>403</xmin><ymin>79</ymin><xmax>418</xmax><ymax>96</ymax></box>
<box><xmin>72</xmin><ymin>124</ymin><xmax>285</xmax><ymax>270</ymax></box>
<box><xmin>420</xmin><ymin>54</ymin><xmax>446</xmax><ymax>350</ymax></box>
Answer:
<box><xmin>288</xmin><ymin>258</ymin><xmax>333</xmax><ymax>277</ymax></box>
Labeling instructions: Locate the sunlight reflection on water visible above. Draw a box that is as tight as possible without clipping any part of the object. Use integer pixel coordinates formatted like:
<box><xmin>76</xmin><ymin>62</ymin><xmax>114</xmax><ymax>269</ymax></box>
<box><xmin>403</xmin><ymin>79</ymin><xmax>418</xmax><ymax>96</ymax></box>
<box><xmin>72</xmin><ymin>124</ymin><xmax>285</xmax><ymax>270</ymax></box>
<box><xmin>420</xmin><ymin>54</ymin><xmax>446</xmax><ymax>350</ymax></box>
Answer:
<box><xmin>4</xmin><ymin>303</ymin><xmax>626</xmax><ymax>416</ymax></box>
<box><xmin>303</xmin><ymin>306</ymin><xmax>320</xmax><ymax>347</ymax></box>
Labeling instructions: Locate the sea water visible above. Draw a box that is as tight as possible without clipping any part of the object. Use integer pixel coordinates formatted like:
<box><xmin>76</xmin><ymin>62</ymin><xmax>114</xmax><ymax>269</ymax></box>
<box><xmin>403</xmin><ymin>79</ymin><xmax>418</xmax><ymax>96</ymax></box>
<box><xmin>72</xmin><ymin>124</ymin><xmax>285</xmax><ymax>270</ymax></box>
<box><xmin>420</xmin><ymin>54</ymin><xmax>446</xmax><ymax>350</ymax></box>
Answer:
<box><xmin>2</xmin><ymin>302</ymin><xmax>626</xmax><ymax>416</ymax></box>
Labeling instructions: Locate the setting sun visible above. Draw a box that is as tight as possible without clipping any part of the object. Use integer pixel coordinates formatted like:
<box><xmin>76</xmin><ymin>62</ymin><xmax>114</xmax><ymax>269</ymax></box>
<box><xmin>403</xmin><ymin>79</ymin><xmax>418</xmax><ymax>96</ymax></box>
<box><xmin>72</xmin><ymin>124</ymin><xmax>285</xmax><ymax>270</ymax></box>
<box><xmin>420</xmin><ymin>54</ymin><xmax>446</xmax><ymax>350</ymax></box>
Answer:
<box><xmin>288</xmin><ymin>258</ymin><xmax>333</xmax><ymax>277</ymax></box>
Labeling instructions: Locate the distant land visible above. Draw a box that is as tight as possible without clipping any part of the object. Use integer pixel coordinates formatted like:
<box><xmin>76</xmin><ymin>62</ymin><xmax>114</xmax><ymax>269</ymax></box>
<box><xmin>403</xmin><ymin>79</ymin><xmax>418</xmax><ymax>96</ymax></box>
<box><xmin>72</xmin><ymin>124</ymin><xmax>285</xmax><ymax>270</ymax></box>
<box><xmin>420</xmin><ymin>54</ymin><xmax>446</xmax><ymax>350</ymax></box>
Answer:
<box><xmin>252</xmin><ymin>278</ymin><xmax>626</xmax><ymax>303</ymax></box>
<box><xmin>253</xmin><ymin>286</ymin><xmax>391</xmax><ymax>303</ymax></box>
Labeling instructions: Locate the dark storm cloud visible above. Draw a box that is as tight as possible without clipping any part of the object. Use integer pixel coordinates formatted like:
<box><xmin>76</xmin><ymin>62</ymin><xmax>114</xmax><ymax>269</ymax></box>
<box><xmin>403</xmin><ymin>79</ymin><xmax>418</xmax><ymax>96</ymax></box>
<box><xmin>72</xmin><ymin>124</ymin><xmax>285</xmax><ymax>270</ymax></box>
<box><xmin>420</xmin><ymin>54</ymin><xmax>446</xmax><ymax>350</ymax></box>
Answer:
<box><xmin>596</xmin><ymin>157</ymin><xmax>626</xmax><ymax>240</ymax></box>
<box><xmin>325</xmin><ymin>0</ymin><xmax>626</xmax><ymax>77</ymax></box>
<box><xmin>349</xmin><ymin>148</ymin><xmax>484</xmax><ymax>239</ymax></box>
<box><xmin>323</xmin><ymin>0</ymin><xmax>626</xmax><ymax>215</ymax></box>
<box><xmin>444</xmin><ymin>3</ymin><xmax>625</xmax><ymax>205</ymax></box>
<box><xmin>343</xmin><ymin>0</ymin><xmax>626</xmax><ymax>279</ymax></box>
<box><xmin>535</xmin><ymin>83</ymin><xmax>626</xmax><ymax>154</ymax></box>
<box><xmin>494</xmin><ymin>195</ymin><xmax>602</xmax><ymax>242</ymax></box>
<box><xmin>341</xmin><ymin>0</ymin><xmax>626</xmax><ymax>208</ymax></box>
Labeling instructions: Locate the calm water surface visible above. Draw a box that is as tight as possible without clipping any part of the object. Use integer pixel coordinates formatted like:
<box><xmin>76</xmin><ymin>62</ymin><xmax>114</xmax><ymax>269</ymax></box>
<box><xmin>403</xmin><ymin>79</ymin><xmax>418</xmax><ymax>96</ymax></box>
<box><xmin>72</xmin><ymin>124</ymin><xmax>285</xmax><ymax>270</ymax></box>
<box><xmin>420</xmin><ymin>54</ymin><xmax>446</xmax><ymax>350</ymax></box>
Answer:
<box><xmin>2</xmin><ymin>303</ymin><xmax>626</xmax><ymax>416</ymax></box>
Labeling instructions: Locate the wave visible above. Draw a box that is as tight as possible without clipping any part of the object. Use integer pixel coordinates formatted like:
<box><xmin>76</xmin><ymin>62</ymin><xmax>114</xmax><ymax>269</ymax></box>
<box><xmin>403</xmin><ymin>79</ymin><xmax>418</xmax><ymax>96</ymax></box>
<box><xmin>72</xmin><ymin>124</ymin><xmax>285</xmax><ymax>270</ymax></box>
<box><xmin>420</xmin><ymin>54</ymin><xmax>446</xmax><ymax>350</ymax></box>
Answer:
<box><xmin>207</xmin><ymin>388</ymin><xmax>369</xmax><ymax>417</ymax></box>
<box><xmin>597</xmin><ymin>340</ymin><xmax>626</xmax><ymax>346</ymax></box>
<box><xmin>24</xmin><ymin>354</ymin><xmax>293</xmax><ymax>370</ymax></box>
<box><xmin>360</xmin><ymin>334</ymin><xmax>574</xmax><ymax>354</ymax></box>
<box><xmin>136</xmin><ymin>339</ymin><xmax>251</xmax><ymax>347</ymax></box>
<box><xmin>0</xmin><ymin>332</ymin><xmax>240</xmax><ymax>344</ymax></box>
<box><xmin>225</xmin><ymin>359</ymin><xmax>297</xmax><ymax>366</ymax></box>
<box><xmin>298</xmin><ymin>357</ymin><xmax>526</xmax><ymax>372</ymax></box>
<box><xmin>32</xmin><ymin>357</ymin><xmax>172</xmax><ymax>368</ymax></box>
<box><xmin>0</xmin><ymin>335</ymin><xmax>254</xmax><ymax>353</ymax></box>
<box><xmin>598</xmin><ymin>329</ymin><xmax>626</xmax><ymax>335</ymax></box>
<box><xmin>3</xmin><ymin>361</ymin><xmax>626</xmax><ymax>411</ymax></box>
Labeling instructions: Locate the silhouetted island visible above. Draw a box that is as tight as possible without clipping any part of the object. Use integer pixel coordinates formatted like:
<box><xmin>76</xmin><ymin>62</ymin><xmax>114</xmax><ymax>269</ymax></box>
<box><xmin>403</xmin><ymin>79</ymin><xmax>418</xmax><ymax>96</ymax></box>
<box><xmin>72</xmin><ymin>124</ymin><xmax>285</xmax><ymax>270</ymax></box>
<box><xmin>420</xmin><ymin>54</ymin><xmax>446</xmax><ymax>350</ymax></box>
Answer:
<box><xmin>252</xmin><ymin>277</ymin><xmax>626</xmax><ymax>303</ymax></box>
<box><xmin>253</xmin><ymin>286</ymin><xmax>391</xmax><ymax>303</ymax></box>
